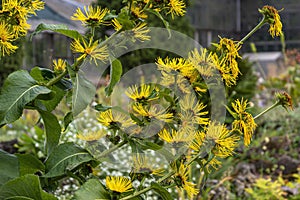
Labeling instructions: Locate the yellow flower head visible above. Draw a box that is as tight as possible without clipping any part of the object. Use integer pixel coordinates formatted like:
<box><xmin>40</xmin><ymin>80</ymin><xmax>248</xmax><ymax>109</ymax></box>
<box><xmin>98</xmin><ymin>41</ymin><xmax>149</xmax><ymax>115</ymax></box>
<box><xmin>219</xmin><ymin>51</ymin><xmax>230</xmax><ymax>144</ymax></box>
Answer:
<box><xmin>179</xmin><ymin>94</ymin><xmax>209</xmax><ymax>126</ymax></box>
<box><xmin>167</xmin><ymin>0</ymin><xmax>186</xmax><ymax>19</ymax></box>
<box><xmin>275</xmin><ymin>91</ymin><xmax>293</xmax><ymax>111</ymax></box>
<box><xmin>172</xmin><ymin>162</ymin><xmax>199</xmax><ymax>198</ymax></box>
<box><xmin>213</xmin><ymin>37</ymin><xmax>241</xmax><ymax>86</ymax></box>
<box><xmin>71</xmin><ymin>37</ymin><xmax>109</xmax><ymax>64</ymax></box>
<box><xmin>157</xmin><ymin>57</ymin><xmax>191</xmax><ymax>73</ymax></box>
<box><xmin>71</xmin><ymin>5</ymin><xmax>109</xmax><ymax>27</ymax></box>
<box><xmin>132</xmin><ymin>154</ymin><xmax>164</xmax><ymax>176</ymax></box>
<box><xmin>1</xmin><ymin>0</ymin><xmax>28</xmax><ymax>18</ymax></box>
<box><xmin>205</xmin><ymin>121</ymin><xmax>240</xmax><ymax>158</ymax></box>
<box><xmin>112</xmin><ymin>18</ymin><xmax>122</xmax><ymax>31</ymax></box>
<box><xmin>259</xmin><ymin>5</ymin><xmax>283</xmax><ymax>38</ymax></box>
<box><xmin>0</xmin><ymin>22</ymin><xmax>18</xmax><ymax>56</ymax></box>
<box><xmin>106</xmin><ymin>176</ymin><xmax>133</xmax><ymax>193</ymax></box>
<box><xmin>132</xmin><ymin>103</ymin><xmax>173</xmax><ymax>123</ymax></box>
<box><xmin>97</xmin><ymin>109</ymin><xmax>134</xmax><ymax>130</ymax></box>
<box><xmin>26</xmin><ymin>0</ymin><xmax>45</xmax><ymax>15</ymax></box>
<box><xmin>131</xmin><ymin>23</ymin><xmax>151</xmax><ymax>42</ymax></box>
<box><xmin>188</xmin><ymin>48</ymin><xmax>217</xmax><ymax>77</ymax></box>
<box><xmin>53</xmin><ymin>58</ymin><xmax>66</xmax><ymax>73</ymax></box>
<box><xmin>126</xmin><ymin>84</ymin><xmax>158</xmax><ymax>103</ymax></box>
<box><xmin>131</xmin><ymin>3</ymin><xmax>148</xmax><ymax>19</ymax></box>
<box><xmin>158</xmin><ymin>128</ymin><xmax>195</xmax><ymax>144</ymax></box>
<box><xmin>77</xmin><ymin>129</ymin><xmax>107</xmax><ymax>141</ymax></box>
<box><xmin>231</xmin><ymin>99</ymin><xmax>257</xmax><ymax>146</ymax></box>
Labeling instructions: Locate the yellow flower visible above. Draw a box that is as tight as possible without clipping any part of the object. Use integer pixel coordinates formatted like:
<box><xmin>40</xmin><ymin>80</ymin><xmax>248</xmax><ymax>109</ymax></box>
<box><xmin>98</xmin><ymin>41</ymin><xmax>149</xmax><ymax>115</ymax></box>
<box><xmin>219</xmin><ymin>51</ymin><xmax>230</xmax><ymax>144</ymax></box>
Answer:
<box><xmin>132</xmin><ymin>154</ymin><xmax>164</xmax><ymax>176</ymax></box>
<box><xmin>71</xmin><ymin>37</ymin><xmax>109</xmax><ymax>64</ymax></box>
<box><xmin>125</xmin><ymin>84</ymin><xmax>158</xmax><ymax>102</ymax></box>
<box><xmin>231</xmin><ymin>99</ymin><xmax>257</xmax><ymax>146</ymax></box>
<box><xmin>179</xmin><ymin>94</ymin><xmax>209</xmax><ymax>126</ymax></box>
<box><xmin>106</xmin><ymin>176</ymin><xmax>133</xmax><ymax>193</ymax></box>
<box><xmin>112</xmin><ymin>18</ymin><xmax>122</xmax><ymax>31</ymax></box>
<box><xmin>156</xmin><ymin>57</ymin><xmax>192</xmax><ymax>73</ymax></box>
<box><xmin>97</xmin><ymin>109</ymin><xmax>134</xmax><ymax>130</ymax></box>
<box><xmin>213</xmin><ymin>37</ymin><xmax>241</xmax><ymax>86</ymax></box>
<box><xmin>132</xmin><ymin>23</ymin><xmax>151</xmax><ymax>42</ymax></box>
<box><xmin>132</xmin><ymin>103</ymin><xmax>173</xmax><ymax>123</ymax></box>
<box><xmin>77</xmin><ymin>129</ymin><xmax>107</xmax><ymax>141</ymax></box>
<box><xmin>168</xmin><ymin>0</ymin><xmax>186</xmax><ymax>19</ymax></box>
<box><xmin>172</xmin><ymin>162</ymin><xmax>199</xmax><ymax>198</ymax></box>
<box><xmin>259</xmin><ymin>5</ymin><xmax>283</xmax><ymax>38</ymax></box>
<box><xmin>160</xmin><ymin>71</ymin><xmax>192</xmax><ymax>94</ymax></box>
<box><xmin>53</xmin><ymin>58</ymin><xmax>66</xmax><ymax>73</ymax></box>
<box><xmin>158</xmin><ymin>128</ymin><xmax>195</xmax><ymax>144</ymax></box>
<box><xmin>26</xmin><ymin>0</ymin><xmax>45</xmax><ymax>15</ymax></box>
<box><xmin>12</xmin><ymin>19</ymin><xmax>31</xmax><ymax>37</ymax></box>
<box><xmin>205</xmin><ymin>121</ymin><xmax>240</xmax><ymax>158</ymax></box>
<box><xmin>71</xmin><ymin>5</ymin><xmax>109</xmax><ymax>27</ymax></box>
<box><xmin>1</xmin><ymin>0</ymin><xmax>28</xmax><ymax>19</ymax></box>
<box><xmin>131</xmin><ymin>4</ymin><xmax>148</xmax><ymax>19</ymax></box>
<box><xmin>188</xmin><ymin>48</ymin><xmax>217</xmax><ymax>77</ymax></box>
<box><xmin>0</xmin><ymin>22</ymin><xmax>18</xmax><ymax>56</ymax></box>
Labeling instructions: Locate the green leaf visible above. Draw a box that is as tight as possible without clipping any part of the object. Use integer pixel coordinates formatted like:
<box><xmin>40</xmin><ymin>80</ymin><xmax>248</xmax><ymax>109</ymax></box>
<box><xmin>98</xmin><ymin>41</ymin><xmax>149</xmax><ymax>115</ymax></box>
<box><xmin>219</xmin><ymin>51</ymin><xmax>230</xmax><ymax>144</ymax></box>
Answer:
<box><xmin>31</xmin><ymin>23</ymin><xmax>82</xmax><ymax>40</ymax></box>
<box><xmin>69</xmin><ymin>68</ymin><xmax>96</xmax><ymax>117</ymax></box>
<box><xmin>105</xmin><ymin>58</ymin><xmax>122</xmax><ymax>96</ymax></box>
<box><xmin>38</xmin><ymin>86</ymin><xmax>66</xmax><ymax>112</ymax></box>
<box><xmin>63</xmin><ymin>112</ymin><xmax>73</xmax><ymax>131</ymax></box>
<box><xmin>145</xmin><ymin>9</ymin><xmax>171</xmax><ymax>38</ymax></box>
<box><xmin>151</xmin><ymin>182</ymin><xmax>173</xmax><ymax>200</ymax></box>
<box><xmin>38</xmin><ymin>110</ymin><xmax>61</xmax><ymax>155</ymax></box>
<box><xmin>16</xmin><ymin>154</ymin><xmax>45</xmax><ymax>176</ymax></box>
<box><xmin>0</xmin><ymin>70</ymin><xmax>51</xmax><ymax>127</ymax></box>
<box><xmin>44</xmin><ymin>143</ymin><xmax>94</xmax><ymax>178</ymax></box>
<box><xmin>74</xmin><ymin>179</ymin><xmax>110</xmax><ymax>200</ymax></box>
<box><xmin>0</xmin><ymin>150</ymin><xmax>19</xmax><ymax>187</ymax></box>
<box><xmin>93</xmin><ymin>104</ymin><xmax>112</xmax><ymax>112</ymax></box>
<box><xmin>0</xmin><ymin>174</ymin><xmax>57</xmax><ymax>200</ymax></box>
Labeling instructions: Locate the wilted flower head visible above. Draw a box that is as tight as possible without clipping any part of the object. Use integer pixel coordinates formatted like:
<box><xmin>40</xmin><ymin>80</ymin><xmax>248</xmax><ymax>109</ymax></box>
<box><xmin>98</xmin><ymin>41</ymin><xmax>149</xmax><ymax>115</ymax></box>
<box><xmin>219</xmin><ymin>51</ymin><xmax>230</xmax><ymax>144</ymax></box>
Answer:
<box><xmin>275</xmin><ymin>91</ymin><xmax>293</xmax><ymax>111</ymax></box>
<box><xmin>259</xmin><ymin>5</ymin><xmax>283</xmax><ymax>38</ymax></box>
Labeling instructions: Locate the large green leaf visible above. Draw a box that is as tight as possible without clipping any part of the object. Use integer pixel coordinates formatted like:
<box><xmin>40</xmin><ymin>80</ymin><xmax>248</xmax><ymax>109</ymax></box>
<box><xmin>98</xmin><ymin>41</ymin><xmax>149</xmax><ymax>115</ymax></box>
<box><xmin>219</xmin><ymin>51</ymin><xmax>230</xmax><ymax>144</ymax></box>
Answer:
<box><xmin>0</xmin><ymin>150</ymin><xmax>19</xmax><ymax>187</ymax></box>
<box><xmin>16</xmin><ymin>154</ymin><xmax>45</xmax><ymax>176</ymax></box>
<box><xmin>44</xmin><ymin>142</ymin><xmax>94</xmax><ymax>178</ymax></box>
<box><xmin>38</xmin><ymin>110</ymin><xmax>61</xmax><ymax>155</ymax></box>
<box><xmin>31</xmin><ymin>23</ymin><xmax>82</xmax><ymax>40</ymax></box>
<box><xmin>0</xmin><ymin>70</ymin><xmax>51</xmax><ymax>127</ymax></box>
<box><xmin>74</xmin><ymin>179</ymin><xmax>110</xmax><ymax>200</ymax></box>
<box><xmin>69</xmin><ymin>69</ymin><xmax>96</xmax><ymax>117</ymax></box>
<box><xmin>0</xmin><ymin>174</ymin><xmax>57</xmax><ymax>200</ymax></box>
<box><xmin>105</xmin><ymin>58</ymin><xmax>122</xmax><ymax>96</ymax></box>
<box><xmin>151</xmin><ymin>182</ymin><xmax>173</xmax><ymax>200</ymax></box>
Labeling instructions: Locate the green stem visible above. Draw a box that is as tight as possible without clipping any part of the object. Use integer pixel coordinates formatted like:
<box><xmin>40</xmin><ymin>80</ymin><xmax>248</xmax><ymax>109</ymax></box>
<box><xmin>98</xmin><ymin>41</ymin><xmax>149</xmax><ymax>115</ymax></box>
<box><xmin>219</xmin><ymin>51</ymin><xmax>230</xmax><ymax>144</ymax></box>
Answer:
<box><xmin>46</xmin><ymin>70</ymin><xmax>68</xmax><ymax>87</ymax></box>
<box><xmin>254</xmin><ymin>101</ymin><xmax>280</xmax><ymax>120</ymax></box>
<box><xmin>120</xmin><ymin>187</ymin><xmax>152</xmax><ymax>200</ymax></box>
<box><xmin>97</xmin><ymin>140</ymin><xmax>127</xmax><ymax>158</ymax></box>
<box><xmin>238</xmin><ymin>16</ymin><xmax>267</xmax><ymax>45</ymax></box>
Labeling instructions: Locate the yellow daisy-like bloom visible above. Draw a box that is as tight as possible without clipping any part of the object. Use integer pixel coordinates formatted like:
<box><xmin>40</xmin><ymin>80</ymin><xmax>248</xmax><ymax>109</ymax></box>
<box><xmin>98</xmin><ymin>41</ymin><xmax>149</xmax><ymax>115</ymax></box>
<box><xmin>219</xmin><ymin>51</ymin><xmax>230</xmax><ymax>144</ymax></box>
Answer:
<box><xmin>71</xmin><ymin>5</ymin><xmax>109</xmax><ymax>27</ymax></box>
<box><xmin>131</xmin><ymin>4</ymin><xmax>148</xmax><ymax>19</ymax></box>
<box><xmin>97</xmin><ymin>109</ymin><xmax>134</xmax><ymax>130</ymax></box>
<box><xmin>157</xmin><ymin>57</ymin><xmax>192</xmax><ymax>74</ymax></box>
<box><xmin>158</xmin><ymin>128</ymin><xmax>195</xmax><ymax>144</ymax></box>
<box><xmin>53</xmin><ymin>58</ymin><xmax>66</xmax><ymax>73</ymax></box>
<box><xmin>0</xmin><ymin>22</ymin><xmax>18</xmax><ymax>56</ymax></box>
<box><xmin>112</xmin><ymin>18</ymin><xmax>122</xmax><ymax>31</ymax></box>
<box><xmin>132</xmin><ymin>154</ymin><xmax>164</xmax><ymax>176</ymax></box>
<box><xmin>132</xmin><ymin>103</ymin><xmax>173</xmax><ymax>123</ymax></box>
<box><xmin>213</xmin><ymin>37</ymin><xmax>241</xmax><ymax>87</ymax></box>
<box><xmin>167</xmin><ymin>0</ymin><xmax>186</xmax><ymax>19</ymax></box>
<box><xmin>132</xmin><ymin>23</ymin><xmax>151</xmax><ymax>42</ymax></box>
<box><xmin>172</xmin><ymin>162</ymin><xmax>199</xmax><ymax>198</ymax></box>
<box><xmin>188</xmin><ymin>48</ymin><xmax>217</xmax><ymax>77</ymax></box>
<box><xmin>231</xmin><ymin>99</ymin><xmax>257</xmax><ymax>146</ymax></box>
<box><xmin>26</xmin><ymin>0</ymin><xmax>45</xmax><ymax>15</ymax></box>
<box><xmin>12</xmin><ymin>19</ymin><xmax>31</xmax><ymax>37</ymax></box>
<box><xmin>77</xmin><ymin>129</ymin><xmax>107</xmax><ymax>141</ymax></box>
<box><xmin>106</xmin><ymin>176</ymin><xmax>133</xmax><ymax>193</ymax></box>
<box><xmin>2</xmin><ymin>0</ymin><xmax>28</xmax><ymax>19</ymax></box>
<box><xmin>259</xmin><ymin>5</ymin><xmax>283</xmax><ymax>38</ymax></box>
<box><xmin>71</xmin><ymin>38</ymin><xmax>109</xmax><ymax>64</ymax></box>
<box><xmin>160</xmin><ymin>71</ymin><xmax>192</xmax><ymax>94</ymax></box>
<box><xmin>179</xmin><ymin>94</ymin><xmax>209</xmax><ymax>126</ymax></box>
<box><xmin>205</xmin><ymin>121</ymin><xmax>240</xmax><ymax>158</ymax></box>
<box><xmin>125</xmin><ymin>84</ymin><xmax>158</xmax><ymax>102</ymax></box>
